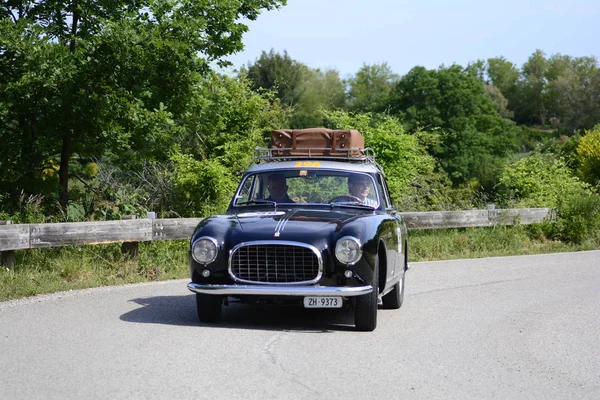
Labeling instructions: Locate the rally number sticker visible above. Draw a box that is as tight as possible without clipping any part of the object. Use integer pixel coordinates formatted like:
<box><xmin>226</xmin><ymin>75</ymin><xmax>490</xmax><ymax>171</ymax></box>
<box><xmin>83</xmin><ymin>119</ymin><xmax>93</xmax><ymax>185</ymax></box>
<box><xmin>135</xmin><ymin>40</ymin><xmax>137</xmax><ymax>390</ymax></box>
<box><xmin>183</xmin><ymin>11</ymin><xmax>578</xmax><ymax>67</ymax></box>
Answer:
<box><xmin>294</xmin><ymin>161</ymin><xmax>321</xmax><ymax>168</ymax></box>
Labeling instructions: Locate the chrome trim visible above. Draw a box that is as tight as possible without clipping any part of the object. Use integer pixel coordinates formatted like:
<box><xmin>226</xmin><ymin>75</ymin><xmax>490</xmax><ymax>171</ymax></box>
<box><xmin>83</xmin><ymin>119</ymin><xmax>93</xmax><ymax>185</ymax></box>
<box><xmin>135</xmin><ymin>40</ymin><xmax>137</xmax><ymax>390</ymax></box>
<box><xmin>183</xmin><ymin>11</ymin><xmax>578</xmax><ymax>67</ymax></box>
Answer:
<box><xmin>335</xmin><ymin>236</ymin><xmax>362</xmax><ymax>266</ymax></box>
<box><xmin>191</xmin><ymin>236</ymin><xmax>219</xmax><ymax>264</ymax></box>
<box><xmin>228</xmin><ymin>240</ymin><xmax>323</xmax><ymax>285</ymax></box>
<box><xmin>274</xmin><ymin>209</ymin><xmax>297</xmax><ymax>234</ymax></box>
<box><xmin>188</xmin><ymin>283</ymin><xmax>373</xmax><ymax>296</ymax></box>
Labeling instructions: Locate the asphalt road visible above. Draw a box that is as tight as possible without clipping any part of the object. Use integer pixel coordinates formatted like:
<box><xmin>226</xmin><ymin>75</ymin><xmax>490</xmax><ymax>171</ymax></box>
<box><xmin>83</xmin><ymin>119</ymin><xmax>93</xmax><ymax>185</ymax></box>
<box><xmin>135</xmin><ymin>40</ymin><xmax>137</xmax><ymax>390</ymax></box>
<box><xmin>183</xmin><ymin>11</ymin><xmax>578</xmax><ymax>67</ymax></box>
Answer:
<box><xmin>1</xmin><ymin>251</ymin><xmax>599</xmax><ymax>399</ymax></box>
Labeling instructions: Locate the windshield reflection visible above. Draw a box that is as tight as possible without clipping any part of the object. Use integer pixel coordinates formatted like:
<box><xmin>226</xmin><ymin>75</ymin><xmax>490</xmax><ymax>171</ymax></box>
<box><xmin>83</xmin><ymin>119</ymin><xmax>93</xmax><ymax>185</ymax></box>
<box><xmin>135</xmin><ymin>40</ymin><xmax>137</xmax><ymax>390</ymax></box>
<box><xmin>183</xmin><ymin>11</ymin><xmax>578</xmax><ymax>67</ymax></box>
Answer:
<box><xmin>233</xmin><ymin>170</ymin><xmax>379</xmax><ymax>208</ymax></box>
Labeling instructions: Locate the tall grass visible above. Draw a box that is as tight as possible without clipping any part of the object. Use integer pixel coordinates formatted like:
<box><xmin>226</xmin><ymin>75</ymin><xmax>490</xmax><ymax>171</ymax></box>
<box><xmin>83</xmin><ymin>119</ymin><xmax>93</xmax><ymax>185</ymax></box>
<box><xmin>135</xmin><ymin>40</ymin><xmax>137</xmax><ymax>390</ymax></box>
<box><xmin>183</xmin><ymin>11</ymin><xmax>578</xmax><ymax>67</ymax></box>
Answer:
<box><xmin>1</xmin><ymin>241</ymin><xmax>189</xmax><ymax>301</ymax></box>
<box><xmin>410</xmin><ymin>224</ymin><xmax>599</xmax><ymax>262</ymax></box>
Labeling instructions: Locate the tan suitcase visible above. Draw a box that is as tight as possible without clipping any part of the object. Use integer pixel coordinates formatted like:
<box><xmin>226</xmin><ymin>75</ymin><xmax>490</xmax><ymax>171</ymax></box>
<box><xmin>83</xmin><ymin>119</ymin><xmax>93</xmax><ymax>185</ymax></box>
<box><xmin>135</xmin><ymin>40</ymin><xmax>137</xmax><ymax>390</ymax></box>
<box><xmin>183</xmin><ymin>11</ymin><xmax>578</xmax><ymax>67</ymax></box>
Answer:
<box><xmin>271</xmin><ymin>128</ymin><xmax>364</xmax><ymax>156</ymax></box>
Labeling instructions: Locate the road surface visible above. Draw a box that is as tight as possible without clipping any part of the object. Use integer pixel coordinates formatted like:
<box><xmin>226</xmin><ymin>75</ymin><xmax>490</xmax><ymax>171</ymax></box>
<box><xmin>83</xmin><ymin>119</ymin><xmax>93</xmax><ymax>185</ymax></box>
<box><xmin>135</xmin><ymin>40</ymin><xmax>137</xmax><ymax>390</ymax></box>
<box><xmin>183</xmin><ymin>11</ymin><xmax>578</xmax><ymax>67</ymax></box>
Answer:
<box><xmin>1</xmin><ymin>251</ymin><xmax>599</xmax><ymax>399</ymax></box>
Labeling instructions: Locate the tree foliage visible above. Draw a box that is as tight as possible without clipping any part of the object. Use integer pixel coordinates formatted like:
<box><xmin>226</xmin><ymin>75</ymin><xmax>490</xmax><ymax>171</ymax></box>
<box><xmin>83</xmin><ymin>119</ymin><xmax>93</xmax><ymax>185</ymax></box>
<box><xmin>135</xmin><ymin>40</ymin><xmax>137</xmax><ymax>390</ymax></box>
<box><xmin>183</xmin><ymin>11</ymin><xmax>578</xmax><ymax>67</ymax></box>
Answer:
<box><xmin>477</xmin><ymin>51</ymin><xmax>600</xmax><ymax>131</ymax></box>
<box><xmin>484</xmin><ymin>84</ymin><xmax>514</xmax><ymax>119</ymax></box>
<box><xmin>497</xmin><ymin>153</ymin><xmax>592</xmax><ymax>208</ymax></box>
<box><xmin>577</xmin><ymin>125</ymin><xmax>600</xmax><ymax>186</ymax></box>
<box><xmin>548</xmin><ymin>56</ymin><xmax>600</xmax><ymax>131</ymax></box>
<box><xmin>346</xmin><ymin>63</ymin><xmax>398</xmax><ymax>113</ymax></box>
<box><xmin>178</xmin><ymin>72</ymin><xmax>289</xmax><ymax>173</ymax></box>
<box><xmin>245</xmin><ymin>49</ymin><xmax>345</xmax><ymax>128</ymax></box>
<box><xmin>385</xmin><ymin>64</ymin><xmax>518</xmax><ymax>189</ymax></box>
<box><xmin>0</xmin><ymin>0</ymin><xmax>286</xmax><ymax>206</ymax></box>
<box><xmin>290</xmin><ymin>67</ymin><xmax>346</xmax><ymax>128</ymax></box>
<box><xmin>486</xmin><ymin>57</ymin><xmax>520</xmax><ymax>97</ymax></box>
<box><xmin>246</xmin><ymin>49</ymin><xmax>307</xmax><ymax>107</ymax></box>
<box><xmin>52</xmin><ymin>72</ymin><xmax>289</xmax><ymax>220</ymax></box>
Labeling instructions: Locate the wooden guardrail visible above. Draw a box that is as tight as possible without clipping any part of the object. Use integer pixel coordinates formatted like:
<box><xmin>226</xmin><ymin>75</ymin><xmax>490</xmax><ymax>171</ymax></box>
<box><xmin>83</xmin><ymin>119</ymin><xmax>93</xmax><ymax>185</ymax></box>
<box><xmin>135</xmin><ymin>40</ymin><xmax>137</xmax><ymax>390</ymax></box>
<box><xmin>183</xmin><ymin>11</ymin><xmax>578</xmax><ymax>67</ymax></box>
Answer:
<box><xmin>400</xmin><ymin>208</ymin><xmax>553</xmax><ymax>229</ymax></box>
<box><xmin>0</xmin><ymin>208</ymin><xmax>553</xmax><ymax>267</ymax></box>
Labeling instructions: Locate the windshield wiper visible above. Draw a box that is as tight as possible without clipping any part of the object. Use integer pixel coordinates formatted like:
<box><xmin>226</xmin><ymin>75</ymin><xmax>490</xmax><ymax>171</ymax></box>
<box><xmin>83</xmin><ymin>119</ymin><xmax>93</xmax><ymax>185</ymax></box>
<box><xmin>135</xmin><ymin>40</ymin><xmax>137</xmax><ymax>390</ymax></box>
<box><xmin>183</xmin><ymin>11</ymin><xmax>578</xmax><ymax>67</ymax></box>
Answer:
<box><xmin>329</xmin><ymin>201</ymin><xmax>376</xmax><ymax>210</ymax></box>
<box><xmin>237</xmin><ymin>200</ymin><xmax>277</xmax><ymax>206</ymax></box>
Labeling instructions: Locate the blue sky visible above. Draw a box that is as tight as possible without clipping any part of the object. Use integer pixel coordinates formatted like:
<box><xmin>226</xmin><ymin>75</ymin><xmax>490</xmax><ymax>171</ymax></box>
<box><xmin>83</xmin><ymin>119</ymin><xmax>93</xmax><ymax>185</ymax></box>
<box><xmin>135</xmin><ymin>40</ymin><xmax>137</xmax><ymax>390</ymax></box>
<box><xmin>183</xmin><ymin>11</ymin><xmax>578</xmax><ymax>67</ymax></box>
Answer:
<box><xmin>224</xmin><ymin>0</ymin><xmax>600</xmax><ymax>78</ymax></box>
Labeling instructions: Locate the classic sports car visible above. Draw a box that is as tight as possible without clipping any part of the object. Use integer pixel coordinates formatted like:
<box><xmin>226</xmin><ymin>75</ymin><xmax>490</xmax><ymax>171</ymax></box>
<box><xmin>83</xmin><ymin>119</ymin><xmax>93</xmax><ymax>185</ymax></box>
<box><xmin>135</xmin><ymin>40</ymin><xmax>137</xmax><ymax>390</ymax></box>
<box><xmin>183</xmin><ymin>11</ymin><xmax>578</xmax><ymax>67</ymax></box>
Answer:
<box><xmin>187</xmin><ymin>128</ymin><xmax>409</xmax><ymax>331</ymax></box>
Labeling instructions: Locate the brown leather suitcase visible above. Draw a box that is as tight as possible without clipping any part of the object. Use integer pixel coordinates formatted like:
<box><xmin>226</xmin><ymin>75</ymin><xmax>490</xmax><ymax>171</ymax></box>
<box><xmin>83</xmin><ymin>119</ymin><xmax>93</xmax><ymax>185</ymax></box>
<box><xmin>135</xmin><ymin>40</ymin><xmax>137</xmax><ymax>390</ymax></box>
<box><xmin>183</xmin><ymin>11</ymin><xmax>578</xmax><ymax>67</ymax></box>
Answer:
<box><xmin>271</xmin><ymin>128</ymin><xmax>364</xmax><ymax>156</ymax></box>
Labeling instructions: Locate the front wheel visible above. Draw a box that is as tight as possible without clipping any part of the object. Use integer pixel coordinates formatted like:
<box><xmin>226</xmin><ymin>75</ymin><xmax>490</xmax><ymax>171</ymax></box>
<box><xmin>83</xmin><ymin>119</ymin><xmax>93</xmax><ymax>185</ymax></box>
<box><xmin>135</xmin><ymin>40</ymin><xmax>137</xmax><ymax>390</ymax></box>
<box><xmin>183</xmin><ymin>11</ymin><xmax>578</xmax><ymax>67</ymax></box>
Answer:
<box><xmin>354</xmin><ymin>255</ymin><xmax>379</xmax><ymax>331</ymax></box>
<box><xmin>196</xmin><ymin>293</ymin><xmax>223</xmax><ymax>322</ymax></box>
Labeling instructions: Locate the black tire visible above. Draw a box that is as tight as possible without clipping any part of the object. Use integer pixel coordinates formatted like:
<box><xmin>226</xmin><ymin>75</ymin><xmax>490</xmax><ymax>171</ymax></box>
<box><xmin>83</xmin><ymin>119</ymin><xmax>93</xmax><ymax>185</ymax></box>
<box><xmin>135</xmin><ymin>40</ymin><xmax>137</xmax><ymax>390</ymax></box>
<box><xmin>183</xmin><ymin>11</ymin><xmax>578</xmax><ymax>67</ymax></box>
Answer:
<box><xmin>196</xmin><ymin>293</ymin><xmax>223</xmax><ymax>323</ymax></box>
<box><xmin>382</xmin><ymin>273</ymin><xmax>404</xmax><ymax>309</ymax></box>
<box><xmin>354</xmin><ymin>255</ymin><xmax>379</xmax><ymax>331</ymax></box>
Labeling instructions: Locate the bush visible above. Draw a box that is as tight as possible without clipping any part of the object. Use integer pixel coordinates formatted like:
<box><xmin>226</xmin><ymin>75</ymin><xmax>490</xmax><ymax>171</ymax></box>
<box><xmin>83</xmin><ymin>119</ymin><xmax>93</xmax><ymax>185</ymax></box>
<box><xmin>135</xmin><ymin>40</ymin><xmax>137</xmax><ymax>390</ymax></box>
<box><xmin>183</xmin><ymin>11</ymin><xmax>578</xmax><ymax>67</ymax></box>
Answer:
<box><xmin>496</xmin><ymin>153</ymin><xmax>592</xmax><ymax>208</ymax></box>
<box><xmin>577</xmin><ymin>125</ymin><xmax>600</xmax><ymax>186</ymax></box>
<box><xmin>551</xmin><ymin>190</ymin><xmax>600</xmax><ymax>244</ymax></box>
<box><xmin>0</xmin><ymin>192</ymin><xmax>54</xmax><ymax>223</ymax></box>
<box><xmin>517</xmin><ymin>126</ymin><xmax>561</xmax><ymax>153</ymax></box>
<box><xmin>170</xmin><ymin>153</ymin><xmax>237</xmax><ymax>217</ymax></box>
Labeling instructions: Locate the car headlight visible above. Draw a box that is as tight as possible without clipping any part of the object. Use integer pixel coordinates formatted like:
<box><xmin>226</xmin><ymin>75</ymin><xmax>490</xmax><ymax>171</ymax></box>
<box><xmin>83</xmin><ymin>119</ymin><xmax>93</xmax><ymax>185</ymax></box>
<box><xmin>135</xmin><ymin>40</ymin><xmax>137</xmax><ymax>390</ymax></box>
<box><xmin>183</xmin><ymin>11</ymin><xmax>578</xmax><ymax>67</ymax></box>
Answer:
<box><xmin>191</xmin><ymin>237</ymin><xmax>219</xmax><ymax>264</ymax></box>
<box><xmin>335</xmin><ymin>236</ymin><xmax>362</xmax><ymax>265</ymax></box>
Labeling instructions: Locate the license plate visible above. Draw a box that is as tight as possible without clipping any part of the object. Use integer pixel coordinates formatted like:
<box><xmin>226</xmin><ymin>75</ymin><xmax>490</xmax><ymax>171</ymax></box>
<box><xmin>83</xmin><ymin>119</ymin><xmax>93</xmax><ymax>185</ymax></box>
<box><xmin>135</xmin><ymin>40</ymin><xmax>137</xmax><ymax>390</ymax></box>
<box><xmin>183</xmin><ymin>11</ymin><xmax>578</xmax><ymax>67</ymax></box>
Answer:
<box><xmin>303</xmin><ymin>296</ymin><xmax>342</xmax><ymax>308</ymax></box>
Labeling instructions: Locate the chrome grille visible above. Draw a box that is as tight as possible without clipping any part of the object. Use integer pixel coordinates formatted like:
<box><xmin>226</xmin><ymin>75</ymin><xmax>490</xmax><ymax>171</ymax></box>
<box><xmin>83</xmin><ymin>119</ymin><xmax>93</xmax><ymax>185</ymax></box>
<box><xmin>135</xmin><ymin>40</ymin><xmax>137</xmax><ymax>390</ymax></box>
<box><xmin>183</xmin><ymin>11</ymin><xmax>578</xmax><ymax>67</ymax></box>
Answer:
<box><xmin>230</xmin><ymin>242</ymin><xmax>321</xmax><ymax>284</ymax></box>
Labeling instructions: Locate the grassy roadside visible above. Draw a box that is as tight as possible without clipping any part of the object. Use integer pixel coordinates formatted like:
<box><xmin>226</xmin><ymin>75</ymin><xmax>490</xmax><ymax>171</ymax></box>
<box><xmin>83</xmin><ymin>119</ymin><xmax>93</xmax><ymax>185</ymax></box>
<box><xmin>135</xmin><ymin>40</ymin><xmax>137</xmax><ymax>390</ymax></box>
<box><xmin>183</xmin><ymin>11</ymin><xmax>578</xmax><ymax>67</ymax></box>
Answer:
<box><xmin>1</xmin><ymin>225</ymin><xmax>599</xmax><ymax>302</ymax></box>
<box><xmin>410</xmin><ymin>226</ymin><xmax>599</xmax><ymax>261</ymax></box>
<box><xmin>0</xmin><ymin>241</ymin><xmax>190</xmax><ymax>302</ymax></box>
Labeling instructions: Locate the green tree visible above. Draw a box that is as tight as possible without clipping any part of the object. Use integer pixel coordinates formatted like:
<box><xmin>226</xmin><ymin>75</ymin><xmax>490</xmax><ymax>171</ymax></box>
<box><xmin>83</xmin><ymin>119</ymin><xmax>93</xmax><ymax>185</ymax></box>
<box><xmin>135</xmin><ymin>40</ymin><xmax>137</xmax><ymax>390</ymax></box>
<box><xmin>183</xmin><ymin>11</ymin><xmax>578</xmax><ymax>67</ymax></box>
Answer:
<box><xmin>178</xmin><ymin>72</ymin><xmax>289</xmax><ymax>175</ymax></box>
<box><xmin>484</xmin><ymin>84</ymin><xmax>514</xmax><ymax>119</ymax></box>
<box><xmin>83</xmin><ymin>72</ymin><xmax>289</xmax><ymax>219</ymax></box>
<box><xmin>386</xmin><ymin>64</ymin><xmax>518</xmax><ymax>189</ymax></box>
<box><xmin>516</xmin><ymin>49</ymin><xmax>549</xmax><ymax>125</ymax></box>
<box><xmin>290</xmin><ymin>67</ymin><xmax>346</xmax><ymax>128</ymax></box>
<box><xmin>246</xmin><ymin>49</ymin><xmax>346</xmax><ymax>128</ymax></box>
<box><xmin>467</xmin><ymin>59</ymin><xmax>515</xmax><ymax>119</ymax></box>
<box><xmin>0</xmin><ymin>0</ymin><xmax>286</xmax><ymax>206</ymax></box>
<box><xmin>347</xmin><ymin>63</ymin><xmax>399</xmax><ymax>113</ymax></box>
<box><xmin>246</xmin><ymin>49</ymin><xmax>307</xmax><ymax>108</ymax></box>
<box><xmin>486</xmin><ymin>56</ymin><xmax>520</xmax><ymax>100</ymax></box>
<box><xmin>484</xmin><ymin>51</ymin><xmax>600</xmax><ymax>130</ymax></box>
<box><xmin>547</xmin><ymin>56</ymin><xmax>600</xmax><ymax>131</ymax></box>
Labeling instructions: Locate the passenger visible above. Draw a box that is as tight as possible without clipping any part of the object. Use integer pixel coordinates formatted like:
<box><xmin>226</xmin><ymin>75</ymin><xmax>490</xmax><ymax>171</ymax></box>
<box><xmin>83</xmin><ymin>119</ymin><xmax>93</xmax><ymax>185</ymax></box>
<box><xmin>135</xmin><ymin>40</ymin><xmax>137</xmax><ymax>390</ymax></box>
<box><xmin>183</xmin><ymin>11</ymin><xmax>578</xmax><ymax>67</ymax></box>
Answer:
<box><xmin>348</xmin><ymin>174</ymin><xmax>378</xmax><ymax>206</ymax></box>
<box><xmin>266</xmin><ymin>173</ymin><xmax>295</xmax><ymax>203</ymax></box>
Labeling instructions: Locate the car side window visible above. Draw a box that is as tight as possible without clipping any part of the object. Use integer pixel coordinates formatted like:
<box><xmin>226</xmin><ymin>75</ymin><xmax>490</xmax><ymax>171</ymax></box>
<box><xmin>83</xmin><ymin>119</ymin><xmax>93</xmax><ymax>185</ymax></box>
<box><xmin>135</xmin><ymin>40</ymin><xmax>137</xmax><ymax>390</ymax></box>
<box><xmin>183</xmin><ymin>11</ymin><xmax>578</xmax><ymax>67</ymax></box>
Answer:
<box><xmin>377</xmin><ymin>174</ymin><xmax>392</xmax><ymax>209</ymax></box>
<box><xmin>235</xmin><ymin>175</ymin><xmax>261</xmax><ymax>204</ymax></box>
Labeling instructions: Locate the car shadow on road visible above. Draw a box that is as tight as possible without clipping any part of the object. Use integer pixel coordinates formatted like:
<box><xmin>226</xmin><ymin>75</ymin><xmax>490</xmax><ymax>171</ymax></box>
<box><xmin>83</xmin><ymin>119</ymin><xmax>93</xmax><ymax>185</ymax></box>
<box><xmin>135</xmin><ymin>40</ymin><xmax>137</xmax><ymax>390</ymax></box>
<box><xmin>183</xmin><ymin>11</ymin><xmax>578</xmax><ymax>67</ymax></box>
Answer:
<box><xmin>120</xmin><ymin>294</ymin><xmax>359</xmax><ymax>332</ymax></box>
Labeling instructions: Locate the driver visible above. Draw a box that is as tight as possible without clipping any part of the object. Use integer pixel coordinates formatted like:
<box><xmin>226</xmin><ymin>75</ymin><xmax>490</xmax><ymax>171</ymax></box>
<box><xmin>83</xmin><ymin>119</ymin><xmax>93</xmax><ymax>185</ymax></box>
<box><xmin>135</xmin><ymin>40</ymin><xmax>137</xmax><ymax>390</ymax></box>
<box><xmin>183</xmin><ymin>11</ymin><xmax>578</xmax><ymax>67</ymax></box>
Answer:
<box><xmin>348</xmin><ymin>174</ymin><xmax>378</xmax><ymax>206</ymax></box>
<box><xmin>266</xmin><ymin>173</ymin><xmax>295</xmax><ymax>203</ymax></box>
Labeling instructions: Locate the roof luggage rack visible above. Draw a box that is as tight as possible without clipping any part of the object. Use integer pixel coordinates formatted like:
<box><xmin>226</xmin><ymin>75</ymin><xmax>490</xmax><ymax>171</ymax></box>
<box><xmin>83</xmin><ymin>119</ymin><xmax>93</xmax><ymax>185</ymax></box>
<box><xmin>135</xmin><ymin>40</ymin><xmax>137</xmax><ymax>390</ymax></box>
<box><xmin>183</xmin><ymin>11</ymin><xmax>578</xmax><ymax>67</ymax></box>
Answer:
<box><xmin>255</xmin><ymin>128</ymin><xmax>378</xmax><ymax>165</ymax></box>
<box><xmin>254</xmin><ymin>147</ymin><xmax>377</xmax><ymax>163</ymax></box>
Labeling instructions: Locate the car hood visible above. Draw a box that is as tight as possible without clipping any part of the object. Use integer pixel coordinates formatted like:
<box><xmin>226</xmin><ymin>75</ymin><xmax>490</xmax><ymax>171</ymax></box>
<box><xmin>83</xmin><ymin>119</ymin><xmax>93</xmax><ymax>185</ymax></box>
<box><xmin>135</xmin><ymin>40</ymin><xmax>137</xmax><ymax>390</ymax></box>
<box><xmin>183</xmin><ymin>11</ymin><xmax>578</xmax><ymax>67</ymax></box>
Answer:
<box><xmin>233</xmin><ymin>208</ymin><xmax>365</xmax><ymax>237</ymax></box>
<box><xmin>193</xmin><ymin>207</ymin><xmax>379</xmax><ymax>247</ymax></box>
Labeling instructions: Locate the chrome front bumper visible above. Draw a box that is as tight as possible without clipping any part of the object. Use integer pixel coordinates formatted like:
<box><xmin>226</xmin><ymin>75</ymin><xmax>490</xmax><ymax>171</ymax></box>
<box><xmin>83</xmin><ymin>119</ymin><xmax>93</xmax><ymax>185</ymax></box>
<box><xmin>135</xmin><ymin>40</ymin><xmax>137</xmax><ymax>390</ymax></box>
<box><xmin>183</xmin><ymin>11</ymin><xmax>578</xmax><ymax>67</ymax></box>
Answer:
<box><xmin>187</xmin><ymin>283</ymin><xmax>373</xmax><ymax>297</ymax></box>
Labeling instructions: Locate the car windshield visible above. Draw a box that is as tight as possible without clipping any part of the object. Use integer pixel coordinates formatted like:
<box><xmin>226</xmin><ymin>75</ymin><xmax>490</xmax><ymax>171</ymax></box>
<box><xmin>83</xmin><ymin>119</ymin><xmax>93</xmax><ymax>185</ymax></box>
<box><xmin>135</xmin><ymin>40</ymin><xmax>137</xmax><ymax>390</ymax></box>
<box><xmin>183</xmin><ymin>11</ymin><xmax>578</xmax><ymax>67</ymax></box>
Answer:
<box><xmin>232</xmin><ymin>169</ymin><xmax>380</xmax><ymax>208</ymax></box>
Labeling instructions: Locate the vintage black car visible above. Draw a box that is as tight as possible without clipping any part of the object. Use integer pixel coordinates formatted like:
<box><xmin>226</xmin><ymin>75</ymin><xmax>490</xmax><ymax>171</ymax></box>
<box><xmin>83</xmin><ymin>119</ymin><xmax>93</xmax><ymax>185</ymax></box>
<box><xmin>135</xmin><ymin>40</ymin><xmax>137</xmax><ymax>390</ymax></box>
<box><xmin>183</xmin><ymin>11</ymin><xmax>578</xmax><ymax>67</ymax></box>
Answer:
<box><xmin>187</xmin><ymin>130</ymin><xmax>409</xmax><ymax>331</ymax></box>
